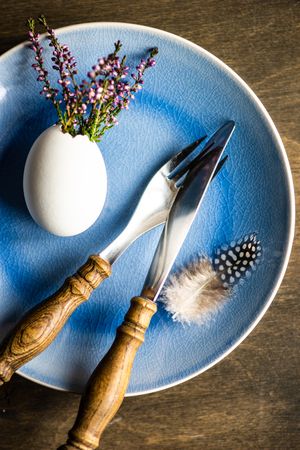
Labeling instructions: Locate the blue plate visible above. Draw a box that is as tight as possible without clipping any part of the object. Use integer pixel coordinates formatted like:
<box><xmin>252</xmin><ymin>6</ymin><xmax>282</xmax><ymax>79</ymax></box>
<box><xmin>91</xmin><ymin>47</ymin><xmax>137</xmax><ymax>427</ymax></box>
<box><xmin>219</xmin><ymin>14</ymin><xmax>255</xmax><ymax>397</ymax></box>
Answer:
<box><xmin>0</xmin><ymin>23</ymin><xmax>294</xmax><ymax>394</ymax></box>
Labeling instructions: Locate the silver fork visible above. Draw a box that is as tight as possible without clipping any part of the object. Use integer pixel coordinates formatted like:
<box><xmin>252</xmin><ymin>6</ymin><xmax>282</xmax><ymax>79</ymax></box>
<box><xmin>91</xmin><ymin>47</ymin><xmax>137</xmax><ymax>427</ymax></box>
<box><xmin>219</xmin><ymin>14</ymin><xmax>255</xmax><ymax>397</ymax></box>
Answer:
<box><xmin>0</xmin><ymin>133</ymin><xmax>227</xmax><ymax>385</ymax></box>
<box><xmin>101</xmin><ymin>136</ymin><xmax>207</xmax><ymax>263</ymax></box>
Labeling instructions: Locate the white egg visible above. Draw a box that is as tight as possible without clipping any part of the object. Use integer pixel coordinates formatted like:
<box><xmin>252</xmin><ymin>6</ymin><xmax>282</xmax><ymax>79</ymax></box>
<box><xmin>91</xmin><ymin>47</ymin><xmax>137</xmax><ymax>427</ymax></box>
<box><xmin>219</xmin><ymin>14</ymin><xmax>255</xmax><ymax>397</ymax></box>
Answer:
<box><xmin>23</xmin><ymin>125</ymin><xmax>107</xmax><ymax>237</ymax></box>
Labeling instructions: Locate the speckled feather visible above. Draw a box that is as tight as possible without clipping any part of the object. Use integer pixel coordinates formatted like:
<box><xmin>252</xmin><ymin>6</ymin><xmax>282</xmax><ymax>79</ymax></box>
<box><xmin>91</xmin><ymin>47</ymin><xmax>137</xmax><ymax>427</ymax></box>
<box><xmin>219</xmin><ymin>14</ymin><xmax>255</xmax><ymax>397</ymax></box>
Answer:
<box><xmin>161</xmin><ymin>234</ymin><xmax>262</xmax><ymax>325</ymax></box>
<box><xmin>213</xmin><ymin>233</ymin><xmax>262</xmax><ymax>288</ymax></box>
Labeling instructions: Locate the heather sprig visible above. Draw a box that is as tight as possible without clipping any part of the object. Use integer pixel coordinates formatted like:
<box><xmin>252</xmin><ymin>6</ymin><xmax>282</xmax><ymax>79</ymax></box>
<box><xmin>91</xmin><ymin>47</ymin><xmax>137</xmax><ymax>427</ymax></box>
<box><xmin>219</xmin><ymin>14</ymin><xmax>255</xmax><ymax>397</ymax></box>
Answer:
<box><xmin>28</xmin><ymin>18</ymin><xmax>63</xmax><ymax>123</ymax></box>
<box><xmin>27</xmin><ymin>16</ymin><xmax>158</xmax><ymax>142</ymax></box>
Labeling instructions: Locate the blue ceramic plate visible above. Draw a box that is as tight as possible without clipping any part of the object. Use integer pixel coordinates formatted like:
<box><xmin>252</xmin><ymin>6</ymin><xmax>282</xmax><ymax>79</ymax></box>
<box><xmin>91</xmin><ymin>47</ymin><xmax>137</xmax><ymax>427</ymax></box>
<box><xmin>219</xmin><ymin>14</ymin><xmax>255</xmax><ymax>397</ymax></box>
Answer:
<box><xmin>0</xmin><ymin>23</ymin><xmax>294</xmax><ymax>394</ymax></box>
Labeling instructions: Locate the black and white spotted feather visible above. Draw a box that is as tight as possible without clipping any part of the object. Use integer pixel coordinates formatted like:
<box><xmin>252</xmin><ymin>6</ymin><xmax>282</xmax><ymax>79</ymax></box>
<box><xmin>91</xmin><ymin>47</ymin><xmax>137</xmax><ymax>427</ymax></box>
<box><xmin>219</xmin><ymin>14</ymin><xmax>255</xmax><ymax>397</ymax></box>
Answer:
<box><xmin>213</xmin><ymin>233</ymin><xmax>261</xmax><ymax>288</ymax></box>
<box><xmin>161</xmin><ymin>233</ymin><xmax>262</xmax><ymax>325</ymax></box>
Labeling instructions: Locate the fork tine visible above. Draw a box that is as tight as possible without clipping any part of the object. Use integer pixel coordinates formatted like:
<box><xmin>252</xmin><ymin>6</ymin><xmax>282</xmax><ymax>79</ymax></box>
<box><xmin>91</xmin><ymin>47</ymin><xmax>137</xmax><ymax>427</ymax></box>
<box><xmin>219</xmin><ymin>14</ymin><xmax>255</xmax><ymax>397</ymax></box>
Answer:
<box><xmin>175</xmin><ymin>155</ymin><xmax>228</xmax><ymax>188</ymax></box>
<box><xmin>170</xmin><ymin>121</ymin><xmax>234</xmax><ymax>183</ymax></box>
<box><xmin>166</xmin><ymin>135</ymin><xmax>206</xmax><ymax>174</ymax></box>
<box><xmin>170</xmin><ymin>138</ymin><xmax>222</xmax><ymax>182</ymax></box>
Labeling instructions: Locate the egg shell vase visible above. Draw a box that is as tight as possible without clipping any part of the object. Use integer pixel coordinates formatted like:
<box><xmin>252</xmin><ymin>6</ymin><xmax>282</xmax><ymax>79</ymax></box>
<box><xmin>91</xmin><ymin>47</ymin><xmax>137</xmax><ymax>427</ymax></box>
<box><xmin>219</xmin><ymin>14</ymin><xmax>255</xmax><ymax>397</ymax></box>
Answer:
<box><xmin>23</xmin><ymin>125</ymin><xmax>107</xmax><ymax>237</ymax></box>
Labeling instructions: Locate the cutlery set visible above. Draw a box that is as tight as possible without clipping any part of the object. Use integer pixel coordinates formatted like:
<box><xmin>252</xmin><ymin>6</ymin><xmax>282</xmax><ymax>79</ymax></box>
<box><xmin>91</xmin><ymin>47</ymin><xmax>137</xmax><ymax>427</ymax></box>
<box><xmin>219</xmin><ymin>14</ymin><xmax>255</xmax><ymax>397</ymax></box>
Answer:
<box><xmin>0</xmin><ymin>121</ymin><xmax>235</xmax><ymax>448</ymax></box>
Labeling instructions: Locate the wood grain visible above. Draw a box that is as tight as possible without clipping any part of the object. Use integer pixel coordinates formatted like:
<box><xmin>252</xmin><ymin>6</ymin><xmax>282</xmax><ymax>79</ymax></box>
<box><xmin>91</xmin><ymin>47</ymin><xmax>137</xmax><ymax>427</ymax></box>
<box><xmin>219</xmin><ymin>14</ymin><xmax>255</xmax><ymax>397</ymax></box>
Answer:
<box><xmin>0</xmin><ymin>255</ymin><xmax>111</xmax><ymax>385</ymax></box>
<box><xmin>0</xmin><ymin>1</ymin><xmax>299</xmax><ymax>449</ymax></box>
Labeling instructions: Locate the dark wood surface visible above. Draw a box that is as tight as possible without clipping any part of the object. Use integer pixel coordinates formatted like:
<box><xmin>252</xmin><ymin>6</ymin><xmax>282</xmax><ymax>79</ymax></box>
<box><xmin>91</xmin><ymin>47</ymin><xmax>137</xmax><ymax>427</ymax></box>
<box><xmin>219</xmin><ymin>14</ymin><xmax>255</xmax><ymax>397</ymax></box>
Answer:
<box><xmin>0</xmin><ymin>1</ymin><xmax>299</xmax><ymax>449</ymax></box>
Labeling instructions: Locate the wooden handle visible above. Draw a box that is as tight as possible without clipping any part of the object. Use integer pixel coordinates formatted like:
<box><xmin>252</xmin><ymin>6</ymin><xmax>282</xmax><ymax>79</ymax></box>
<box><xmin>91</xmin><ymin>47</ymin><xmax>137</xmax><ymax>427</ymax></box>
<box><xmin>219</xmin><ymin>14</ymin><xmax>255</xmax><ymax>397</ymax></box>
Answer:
<box><xmin>0</xmin><ymin>255</ymin><xmax>111</xmax><ymax>385</ymax></box>
<box><xmin>58</xmin><ymin>296</ymin><xmax>157</xmax><ymax>450</ymax></box>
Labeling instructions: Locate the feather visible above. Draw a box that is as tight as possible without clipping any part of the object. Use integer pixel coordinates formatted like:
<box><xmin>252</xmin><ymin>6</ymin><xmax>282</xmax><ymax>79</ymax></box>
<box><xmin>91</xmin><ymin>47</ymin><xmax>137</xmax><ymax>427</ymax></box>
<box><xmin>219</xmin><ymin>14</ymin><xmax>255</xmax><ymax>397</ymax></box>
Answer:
<box><xmin>160</xmin><ymin>258</ymin><xmax>229</xmax><ymax>325</ymax></box>
<box><xmin>213</xmin><ymin>233</ymin><xmax>262</xmax><ymax>288</ymax></box>
<box><xmin>161</xmin><ymin>233</ymin><xmax>262</xmax><ymax>325</ymax></box>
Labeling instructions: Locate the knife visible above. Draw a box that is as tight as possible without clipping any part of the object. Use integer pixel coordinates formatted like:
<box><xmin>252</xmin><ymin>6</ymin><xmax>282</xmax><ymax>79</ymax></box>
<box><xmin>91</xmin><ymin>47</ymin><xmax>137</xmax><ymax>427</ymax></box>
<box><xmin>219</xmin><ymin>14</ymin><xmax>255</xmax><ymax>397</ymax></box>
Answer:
<box><xmin>58</xmin><ymin>120</ymin><xmax>235</xmax><ymax>450</ymax></box>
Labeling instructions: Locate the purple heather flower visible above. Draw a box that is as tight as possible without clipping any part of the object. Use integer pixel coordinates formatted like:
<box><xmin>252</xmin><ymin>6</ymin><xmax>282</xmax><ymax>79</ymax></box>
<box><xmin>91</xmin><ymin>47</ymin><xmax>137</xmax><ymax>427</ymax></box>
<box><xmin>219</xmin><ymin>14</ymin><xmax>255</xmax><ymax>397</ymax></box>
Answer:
<box><xmin>88</xmin><ymin>89</ymin><xmax>95</xmax><ymax>99</ymax></box>
<box><xmin>148</xmin><ymin>59</ymin><xmax>156</xmax><ymax>67</ymax></box>
<box><xmin>28</xmin><ymin>15</ymin><xmax>157</xmax><ymax>141</ymax></box>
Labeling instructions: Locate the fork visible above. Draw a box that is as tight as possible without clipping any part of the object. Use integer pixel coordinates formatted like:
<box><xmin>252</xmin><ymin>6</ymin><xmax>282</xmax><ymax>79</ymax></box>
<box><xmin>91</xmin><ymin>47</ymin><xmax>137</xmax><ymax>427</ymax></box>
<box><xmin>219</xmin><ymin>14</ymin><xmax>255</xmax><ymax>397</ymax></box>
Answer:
<box><xmin>0</xmin><ymin>135</ymin><xmax>226</xmax><ymax>384</ymax></box>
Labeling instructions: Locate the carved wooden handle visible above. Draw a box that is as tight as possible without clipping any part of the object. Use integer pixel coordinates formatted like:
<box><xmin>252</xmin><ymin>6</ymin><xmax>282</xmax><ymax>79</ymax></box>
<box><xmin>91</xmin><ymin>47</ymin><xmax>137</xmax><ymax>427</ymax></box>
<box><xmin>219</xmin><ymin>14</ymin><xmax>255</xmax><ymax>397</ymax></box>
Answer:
<box><xmin>58</xmin><ymin>296</ymin><xmax>157</xmax><ymax>450</ymax></box>
<box><xmin>0</xmin><ymin>255</ymin><xmax>111</xmax><ymax>385</ymax></box>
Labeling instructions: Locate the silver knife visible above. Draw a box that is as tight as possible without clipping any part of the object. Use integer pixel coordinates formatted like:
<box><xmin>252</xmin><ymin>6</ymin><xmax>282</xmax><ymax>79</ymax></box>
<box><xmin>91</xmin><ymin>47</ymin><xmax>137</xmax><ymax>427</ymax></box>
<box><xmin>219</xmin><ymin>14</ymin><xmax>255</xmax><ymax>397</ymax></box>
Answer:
<box><xmin>58</xmin><ymin>120</ymin><xmax>235</xmax><ymax>450</ymax></box>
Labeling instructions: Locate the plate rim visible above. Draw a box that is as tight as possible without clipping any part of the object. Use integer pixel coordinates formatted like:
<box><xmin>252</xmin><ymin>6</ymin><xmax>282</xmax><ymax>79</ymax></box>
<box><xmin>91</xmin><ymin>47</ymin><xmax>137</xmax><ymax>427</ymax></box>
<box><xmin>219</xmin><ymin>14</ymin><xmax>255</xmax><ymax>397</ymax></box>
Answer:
<box><xmin>0</xmin><ymin>21</ymin><xmax>295</xmax><ymax>396</ymax></box>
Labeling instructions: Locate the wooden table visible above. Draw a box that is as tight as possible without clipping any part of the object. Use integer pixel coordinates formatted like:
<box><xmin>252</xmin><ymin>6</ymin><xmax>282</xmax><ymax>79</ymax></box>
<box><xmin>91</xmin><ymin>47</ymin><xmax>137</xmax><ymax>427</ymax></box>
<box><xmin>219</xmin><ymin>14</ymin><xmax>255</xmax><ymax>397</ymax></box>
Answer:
<box><xmin>0</xmin><ymin>1</ymin><xmax>299</xmax><ymax>449</ymax></box>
